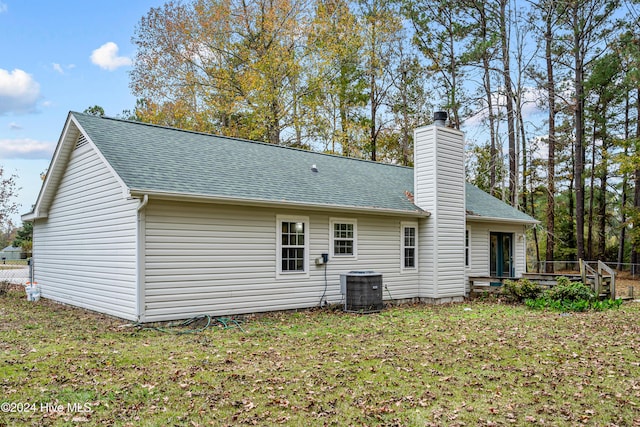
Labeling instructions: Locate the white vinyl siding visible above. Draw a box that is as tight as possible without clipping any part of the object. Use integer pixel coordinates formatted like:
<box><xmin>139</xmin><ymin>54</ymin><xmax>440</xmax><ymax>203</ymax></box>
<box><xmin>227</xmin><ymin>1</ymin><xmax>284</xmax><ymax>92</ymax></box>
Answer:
<box><xmin>464</xmin><ymin>221</ymin><xmax>529</xmax><ymax>293</ymax></box>
<box><xmin>142</xmin><ymin>200</ymin><xmax>422</xmax><ymax>321</ymax></box>
<box><xmin>414</xmin><ymin>125</ymin><xmax>466</xmax><ymax>299</ymax></box>
<box><xmin>32</xmin><ymin>143</ymin><xmax>139</xmax><ymax>320</ymax></box>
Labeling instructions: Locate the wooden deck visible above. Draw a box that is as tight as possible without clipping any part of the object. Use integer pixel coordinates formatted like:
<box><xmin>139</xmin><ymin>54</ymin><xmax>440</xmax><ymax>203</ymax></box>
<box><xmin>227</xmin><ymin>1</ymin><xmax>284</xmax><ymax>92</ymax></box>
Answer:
<box><xmin>468</xmin><ymin>276</ymin><xmax>514</xmax><ymax>297</ymax></box>
<box><xmin>522</xmin><ymin>272</ymin><xmax>583</xmax><ymax>286</ymax></box>
<box><xmin>469</xmin><ymin>260</ymin><xmax>617</xmax><ymax>299</ymax></box>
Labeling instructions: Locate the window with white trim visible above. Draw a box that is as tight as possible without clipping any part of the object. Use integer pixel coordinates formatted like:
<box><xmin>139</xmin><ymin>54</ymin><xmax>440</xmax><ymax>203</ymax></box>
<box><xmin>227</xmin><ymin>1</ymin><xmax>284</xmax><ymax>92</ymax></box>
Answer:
<box><xmin>401</xmin><ymin>223</ymin><xmax>417</xmax><ymax>270</ymax></box>
<box><xmin>330</xmin><ymin>218</ymin><xmax>357</xmax><ymax>258</ymax></box>
<box><xmin>277</xmin><ymin>216</ymin><xmax>309</xmax><ymax>276</ymax></box>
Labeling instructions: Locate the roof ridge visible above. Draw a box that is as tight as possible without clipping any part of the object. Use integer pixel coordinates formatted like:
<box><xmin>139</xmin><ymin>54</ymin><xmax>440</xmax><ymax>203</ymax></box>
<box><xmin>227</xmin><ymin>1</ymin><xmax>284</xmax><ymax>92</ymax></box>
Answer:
<box><xmin>70</xmin><ymin>111</ymin><xmax>412</xmax><ymax>171</ymax></box>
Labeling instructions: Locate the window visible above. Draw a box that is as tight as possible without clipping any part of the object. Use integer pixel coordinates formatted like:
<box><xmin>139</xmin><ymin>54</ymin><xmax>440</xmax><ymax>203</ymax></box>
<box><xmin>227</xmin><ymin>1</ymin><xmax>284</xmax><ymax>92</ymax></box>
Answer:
<box><xmin>465</xmin><ymin>229</ymin><xmax>470</xmax><ymax>267</ymax></box>
<box><xmin>277</xmin><ymin>215</ymin><xmax>309</xmax><ymax>277</ymax></box>
<box><xmin>401</xmin><ymin>223</ymin><xmax>417</xmax><ymax>270</ymax></box>
<box><xmin>330</xmin><ymin>218</ymin><xmax>357</xmax><ymax>258</ymax></box>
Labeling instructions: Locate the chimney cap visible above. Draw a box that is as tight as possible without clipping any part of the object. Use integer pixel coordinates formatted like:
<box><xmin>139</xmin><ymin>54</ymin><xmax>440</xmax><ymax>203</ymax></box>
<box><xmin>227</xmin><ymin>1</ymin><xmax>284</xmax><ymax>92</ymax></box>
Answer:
<box><xmin>434</xmin><ymin>111</ymin><xmax>448</xmax><ymax>126</ymax></box>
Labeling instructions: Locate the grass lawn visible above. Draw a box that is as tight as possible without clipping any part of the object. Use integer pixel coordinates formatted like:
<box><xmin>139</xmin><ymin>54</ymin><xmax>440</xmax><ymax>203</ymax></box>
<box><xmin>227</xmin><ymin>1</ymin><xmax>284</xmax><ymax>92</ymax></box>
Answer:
<box><xmin>1</xmin><ymin>287</ymin><xmax>639</xmax><ymax>426</ymax></box>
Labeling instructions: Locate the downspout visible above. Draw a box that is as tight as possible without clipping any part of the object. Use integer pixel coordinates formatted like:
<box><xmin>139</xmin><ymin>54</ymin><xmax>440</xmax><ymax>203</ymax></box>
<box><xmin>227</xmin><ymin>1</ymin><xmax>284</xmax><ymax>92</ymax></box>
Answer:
<box><xmin>137</xmin><ymin>194</ymin><xmax>149</xmax><ymax>212</ymax></box>
<box><xmin>136</xmin><ymin>194</ymin><xmax>148</xmax><ymax>322</ymax></box>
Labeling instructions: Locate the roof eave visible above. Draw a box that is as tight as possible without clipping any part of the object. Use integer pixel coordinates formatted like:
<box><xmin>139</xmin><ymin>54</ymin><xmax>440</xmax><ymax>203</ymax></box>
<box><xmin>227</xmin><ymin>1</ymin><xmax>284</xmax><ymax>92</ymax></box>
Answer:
<box><xmin>129</xmin><ymin>189</ymin><xmax>430</xmax><ymax>218</ymax></box>
<box><xmin>21</xmin><ymin>212</ymin><xmax>38</xmax><ymax>222</ymax></box>
<box><xmin>466</xmin><ymin>214</ymin><xmax>539</xmax><ymax>225</ymax></box>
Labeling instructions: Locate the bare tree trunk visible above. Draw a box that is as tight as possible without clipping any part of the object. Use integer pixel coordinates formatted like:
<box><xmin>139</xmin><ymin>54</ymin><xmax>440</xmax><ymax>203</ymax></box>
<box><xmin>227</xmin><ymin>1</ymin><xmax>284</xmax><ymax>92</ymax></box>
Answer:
<box><xmin>544</xmin><ymin>5</ymin><xmax>556</xmax><ymax>273</ymax></box>
<box><xmin>370</xmin><ymin>69</ymin><xmax>377</xmax><ymax>161</ymax></box>
<box><xmin>520</xmin><ymin>120</ymin><xmax>527</xmax><ymax>211</ymax></box>
<box><xmin>448</xmin><ymin>18</ymin><xmax>461</xmax><ymax>130</ymax></box>
<box><xmin>499</xmin><ymin>0</ymin><xmax>517</xmax><ymax>207</ymax></box>
<box><xmin>587</xmin><ymin>125</ymin><xmax>596</xmax><ymax>260</ymax></box>
<box><xmin>401</xmin><ymin>90</ymin><xmax>410</xmax><ymax>166</ymax></box>
<box><xmin>340</xmin><ymin>93</ymin><xmax>349</xmax><ymax>156</ymax></box>
<box><xmin>478</xmin><ymin>3</ymin><xmax>498</xmax><ymax>195</ymax></box>
<box><xmin>632</xmin><ymin>89</ymin><xmax>640</xmax><ymax>274</ymax></box>
<box><xmin>573</xmin><ymin>3</ymin><xmax>586</xmax><ymax>261</ymax></box>
<box><xmin>618</xmin><ymin>94</ymin><xmax>631</xmax><ymax>269</ymax></box>
<box><xmin>597</xmin><ymin>152</ymin><xmax>607</xmax><ymax>260</ymax></box>
<box><xmin>569</xmin><ymin>143</ymin><xmax>577</xmax><ymax>252</ymax></box>
<box><xmin>530</xmin><ymin>169</ymin><xmax>540</xmax><ymax>268</ymax></box>
<box><xmin>633</xmin><ymin>167</ymin><xmax>640</xmax><ymax>274</ymax></box>
<box><xmin>369</xmin><ymin>14</ymin><xmax>377</xmax><ymax>162</ymax></box>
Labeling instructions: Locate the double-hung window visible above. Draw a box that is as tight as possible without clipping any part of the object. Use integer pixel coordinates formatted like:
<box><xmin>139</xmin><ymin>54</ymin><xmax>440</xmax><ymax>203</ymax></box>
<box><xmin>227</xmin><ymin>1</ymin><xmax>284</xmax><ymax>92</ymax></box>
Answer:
<box><xmin>277</xmin><ymin>215</ymin><xmax>309</xmax><ymax>277</ymax></box>
<box><xmin>401</xmin><ymin>222</ymin><xmax>417</xmax><ymax>271</ymax></box>
<box><xmin>330</xmin><ymin>218</ymin><xmax>357</xmax><ymax>258</ymax></box>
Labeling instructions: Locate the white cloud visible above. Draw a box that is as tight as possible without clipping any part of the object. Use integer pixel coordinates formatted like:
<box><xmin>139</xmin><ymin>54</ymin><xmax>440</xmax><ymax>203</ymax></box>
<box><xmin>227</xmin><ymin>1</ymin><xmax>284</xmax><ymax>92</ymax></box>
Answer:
<box><xmin>0</xmin><ymin>68</ymin><xmax>41</xmax><ymax>115</ymax></box>
<box><xmin>52</xmin><ymin>63</ymin><xmax>76</xmax><ymax>74</ymax></box>
<box><xmin>0</xmin><ymin>138</ymin><xmax>54</xmax><ymax>159</ymax></box>
<box><xmin>464</xmin><ymin>86</ymin><xmax>545</xmax><ymax>128</ymax></box>
<box><xmin>90</xmin><ymin>42</ymin><xmax>132</xmax><ymax>71</ymax></box>
<box><xmin>0</xmin><ymin>2</ymin><xmax>7</xmax><ymax>13</ymax></box>
<box><xmin>8</xmin><ymin>122</ymin><xmax>22</xmax><ymax>130</ymax></box>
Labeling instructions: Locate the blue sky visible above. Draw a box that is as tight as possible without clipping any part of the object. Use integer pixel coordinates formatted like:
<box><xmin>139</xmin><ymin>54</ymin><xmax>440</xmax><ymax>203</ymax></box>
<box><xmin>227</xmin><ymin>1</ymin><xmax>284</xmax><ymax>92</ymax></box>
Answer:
<box><xmin>0</xmin><ymin>1</ymin><xmax>165</xmax><ymax>226</ymax></box>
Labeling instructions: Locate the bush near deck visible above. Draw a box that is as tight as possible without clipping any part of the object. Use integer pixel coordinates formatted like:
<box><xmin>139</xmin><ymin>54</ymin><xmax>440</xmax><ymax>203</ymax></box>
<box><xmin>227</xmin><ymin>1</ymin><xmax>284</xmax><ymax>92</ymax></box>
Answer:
<box><xmin>503</xmin><ymin>276</ymin><xmax>623</xmax><ymax>312</ymax></box>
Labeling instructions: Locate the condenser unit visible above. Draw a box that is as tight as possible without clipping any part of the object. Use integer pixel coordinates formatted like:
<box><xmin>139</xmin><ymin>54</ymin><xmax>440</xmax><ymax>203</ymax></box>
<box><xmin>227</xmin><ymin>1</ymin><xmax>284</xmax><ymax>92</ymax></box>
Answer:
<box><xmin>340</xmin><ymin>271</ymin><xmax>383</xmax><ymax>313</ymax></box>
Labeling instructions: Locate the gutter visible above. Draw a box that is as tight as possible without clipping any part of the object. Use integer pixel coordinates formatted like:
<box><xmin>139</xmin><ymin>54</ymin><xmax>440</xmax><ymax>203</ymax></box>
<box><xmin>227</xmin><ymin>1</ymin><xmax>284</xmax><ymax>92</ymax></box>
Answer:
<box><xmin>465</xmin><ymin>214</ymin><xmax>539</xmax><ymax>225</ymax></box>
<box><xmin>128</xmin><ymin>189</ymin><xmax>430</xmax><ymax>218</ymax></box>
<box><xmin>21</xmin><ymin>212</ymin><xmax>37</xmax><ymax>222</ymax></box>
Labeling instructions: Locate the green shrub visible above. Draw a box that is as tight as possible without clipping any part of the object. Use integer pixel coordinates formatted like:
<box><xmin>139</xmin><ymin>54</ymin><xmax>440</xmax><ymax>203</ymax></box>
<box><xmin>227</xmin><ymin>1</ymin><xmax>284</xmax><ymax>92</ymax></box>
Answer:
<box><xmin>590</xmin><ymin>298</ymin><xmax>624</xmax><ymax>311</ymax></box>
<box><xmin>502</xmin><ymin>278</ymin><xmax>542</xmax><ymax>303</ymax></box>
<box><xmin>544</xmin><ymin>277</ymin><xmax>594</xmax><ymax>302</ymax></box>
<box><xmin>526</xmin><ymin>297</ymin><xmax>623</xmax><ymax>312</ymax></box>
<box><xmin>524</xmin><ymin>277</ymin><xmax>622</xmax><ymax>312</ymax></box>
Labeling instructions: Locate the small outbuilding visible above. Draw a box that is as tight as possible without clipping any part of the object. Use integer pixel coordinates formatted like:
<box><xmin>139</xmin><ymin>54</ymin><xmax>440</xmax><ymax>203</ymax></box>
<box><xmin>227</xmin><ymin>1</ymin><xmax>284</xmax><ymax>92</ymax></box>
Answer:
<box><xmin>1</xmin><ymin>246</ymin><xmax>24</xmax><ymax>261</ymax></box>
<box><xmin>23</xmin><ymin>112</ymin><xmax>537</xmax><ymax>321</ymax></box>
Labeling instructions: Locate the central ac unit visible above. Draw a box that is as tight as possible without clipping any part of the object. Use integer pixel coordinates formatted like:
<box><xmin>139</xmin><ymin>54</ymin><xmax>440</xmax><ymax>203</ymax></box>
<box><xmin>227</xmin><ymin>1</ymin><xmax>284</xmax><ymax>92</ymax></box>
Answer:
<box><xmin>340</xmin><ymin>271</ymin><xmax>383</xmax><ymax>313</ymax></box>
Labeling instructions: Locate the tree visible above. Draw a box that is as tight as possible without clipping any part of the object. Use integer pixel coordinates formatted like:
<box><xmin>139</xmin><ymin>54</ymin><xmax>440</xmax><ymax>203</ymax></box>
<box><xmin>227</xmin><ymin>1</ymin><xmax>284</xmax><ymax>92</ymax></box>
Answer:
<box><xmin>462</xmin><ymin>0</ymin><xmax>500</xmax><ymax>195</ymax></box>
<box><xmin>356</xmin><ymin>0</ymin><xmax>403</xmax><ymax>161</ymax></box>
<box><xmin>617</xmin><ymin>28</ymin><xmax>640</xmax><ymax>271</ymax></box>
<box><xmin>385</xmin><ymin>52</ymin><xmax>432</xmax><ymax>165</ymax></box>
<box><xmin>130</xmin><ymin>0</ymin><xmax>311</xmax><ymax>144</ymax></box>
<box><xmin>84</xmin><ymin>105</ymin><xmax>105</xmax><ymax>116</ymax></box>
<box><xmin>497</xmin><ymin>0</ymin><xmax>519</xmax><ymax>206</ymax></box>
<box><xmin>556</xmin><ymin>0</ymin><xmax>620</xmax><ymax>260</ymax></box>
<box><xmin>12</xmin><ymin>222</ymin><xmax>32</xmax><ymax>257</ymax></box>
<box><xmin>529</xmin><ymin>0</ymin><xmax>562</xmax><ymax>272</ymax></box>
<box><xmin>585</xmin><ymin>51</ymin><xmax>623</xmax><ymax>259</ymax></box>
<box><xmin>305</xmin><ymin>0</ymin><xmax>368</xmax><ymax>155</ymax></box>
<box><xmin>404</xmin><ymin>0</ymin><xmax>471</xmax><ymax>129</ymax></box>
<box><xmin>0</xmin><ymin>167</ymin><xmax>19</xmax><ymax>233</ymax></box>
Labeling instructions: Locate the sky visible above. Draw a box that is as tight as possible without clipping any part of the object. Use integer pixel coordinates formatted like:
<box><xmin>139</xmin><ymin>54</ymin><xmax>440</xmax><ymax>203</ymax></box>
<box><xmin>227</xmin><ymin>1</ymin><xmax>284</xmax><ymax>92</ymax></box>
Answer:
<box><xmin>0</xmin><ymin>0</ymin><xmax>165</xmax><ymax>226</ymax></box>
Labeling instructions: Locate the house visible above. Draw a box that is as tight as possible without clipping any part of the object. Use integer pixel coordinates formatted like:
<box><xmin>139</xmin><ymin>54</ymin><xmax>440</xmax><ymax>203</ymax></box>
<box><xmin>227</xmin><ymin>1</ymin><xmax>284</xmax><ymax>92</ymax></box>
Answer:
<box><xmin>1</xmin><ymin>245</ymin><xmax>24</xmax><ymax>261</ymax></box>
<box><xmin>23</xmin><ymin>112</ymin><xmax>537</xmax><ymax>322</ymax></box>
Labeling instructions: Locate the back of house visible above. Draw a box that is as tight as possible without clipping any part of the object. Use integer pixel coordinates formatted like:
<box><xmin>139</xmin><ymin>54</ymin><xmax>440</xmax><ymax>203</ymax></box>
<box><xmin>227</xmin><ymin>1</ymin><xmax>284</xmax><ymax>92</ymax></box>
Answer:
<box><xmin>23</xmin><ymin>112</ymin><xmax>536</xmax><ymax>321</ymax></box>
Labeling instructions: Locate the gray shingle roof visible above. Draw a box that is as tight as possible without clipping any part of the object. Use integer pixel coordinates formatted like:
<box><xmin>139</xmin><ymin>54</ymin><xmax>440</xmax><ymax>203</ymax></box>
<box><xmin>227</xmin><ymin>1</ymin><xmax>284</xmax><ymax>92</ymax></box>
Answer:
<box><xmin>465</xmin><ymin>183</ymin><xmax>538</xmax><ymax>223</ymax></box>
<box><xmin>72</xmin><ymin>112</ymin><xmax>537</xmax><ymax>223</ymax></box>
<box><xmin>73</xmin><ymin>113</ymin><xmax>421</xmax><ymax>214</ymax></box>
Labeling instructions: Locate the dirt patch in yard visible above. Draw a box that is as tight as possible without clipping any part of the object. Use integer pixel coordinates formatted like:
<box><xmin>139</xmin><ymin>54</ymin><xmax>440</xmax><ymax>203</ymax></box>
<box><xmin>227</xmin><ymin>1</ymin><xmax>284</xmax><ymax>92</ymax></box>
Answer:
<box><xmin>615</xmin><ymin>273</ymin><xmax>640</xmax><ymax>299</ymax></box>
